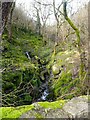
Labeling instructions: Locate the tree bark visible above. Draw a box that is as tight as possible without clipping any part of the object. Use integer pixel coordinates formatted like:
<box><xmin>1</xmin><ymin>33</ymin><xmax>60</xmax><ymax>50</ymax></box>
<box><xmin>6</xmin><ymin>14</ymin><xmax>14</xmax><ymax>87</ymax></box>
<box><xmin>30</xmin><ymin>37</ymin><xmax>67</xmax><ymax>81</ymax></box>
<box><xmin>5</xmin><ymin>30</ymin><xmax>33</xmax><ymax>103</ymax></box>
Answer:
<box><xmin>63</xmin><ymin>1</ymin><xmax>86</xmax><ymax>83</ymax></box>
<box><xmin>8</xmin><ymin>2</ymin><xmax>15</xmax><ymax>42</ymax></box>
<box><xmin>2</xmin><ymin>2</ymin><xmax>13</xmax><ymax>35</ymax></box>
<box><xmin>53</xmin><ymin>0</ymin><xmax>59</xmax><ymax>55</ymax></box>
<box><xmin>87</xmin><ymin>1</ymin><xmax>90</xmax><ymax>95</ymax></box>
<box><xmin>35</xmin><ymin>8</ymin><xmax>41</xmax><ymax>35</ymax></box>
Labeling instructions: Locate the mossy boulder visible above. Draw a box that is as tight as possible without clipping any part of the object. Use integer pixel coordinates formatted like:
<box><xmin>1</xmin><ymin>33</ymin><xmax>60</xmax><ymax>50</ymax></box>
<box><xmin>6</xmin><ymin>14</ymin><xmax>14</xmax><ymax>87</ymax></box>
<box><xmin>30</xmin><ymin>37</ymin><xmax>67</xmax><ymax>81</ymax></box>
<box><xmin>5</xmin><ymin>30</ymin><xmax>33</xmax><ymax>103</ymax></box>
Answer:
<box><xmin>49</xmin><ymin>50</ymin><xmax>82</xmax><ymax>100</ymax></box>
<box><xmin>20</xmin><ymin>99</ymin><xmax>67</xmax><ymax>118</ymax></box>
<box><xmin>1</xmin><ymin>105</ymin><xmax>34</xmax><ymax>118</ymax></box>
<box><xmin>1</xmin><ymin>96</ymin><xmax>89</xmax><ymax>119</ymax></box>
<box><xmin>52</xmin><ymin>71</ymin><xmax>75</xmax><ymax>99</ymax></box>
<box><xmin>52</xmin><ymin>64</ymin><xmax>60</xmax><ymax>75</ymax></box>
<box><xmin>1</xmin><ymin>99</ymin><xmax>67</xmax><ymax>119</ymax></box>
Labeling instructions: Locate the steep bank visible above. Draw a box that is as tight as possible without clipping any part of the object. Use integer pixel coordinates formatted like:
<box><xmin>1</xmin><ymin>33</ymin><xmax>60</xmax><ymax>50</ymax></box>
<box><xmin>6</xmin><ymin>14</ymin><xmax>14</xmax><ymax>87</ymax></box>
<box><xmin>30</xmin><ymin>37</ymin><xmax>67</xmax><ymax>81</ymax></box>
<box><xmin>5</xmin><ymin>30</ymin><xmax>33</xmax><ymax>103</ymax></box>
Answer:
<box><xmin>2</xmin><ymin>26</ymin><xmax>53</xmax><ymax>106</ymax></box>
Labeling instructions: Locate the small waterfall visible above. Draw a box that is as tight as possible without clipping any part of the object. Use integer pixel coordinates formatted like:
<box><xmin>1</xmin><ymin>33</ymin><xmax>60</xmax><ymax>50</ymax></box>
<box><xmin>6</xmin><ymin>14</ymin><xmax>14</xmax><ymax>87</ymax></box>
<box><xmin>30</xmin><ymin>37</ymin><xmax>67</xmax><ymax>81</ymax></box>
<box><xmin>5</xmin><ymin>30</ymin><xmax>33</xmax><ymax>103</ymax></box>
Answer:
<box><xmin>25</xmin><ymin>52</ymin><xmax>31</xmax><ymax>60</ymax></box>
<box><xmin>41</xmin><ymin>87</ymin><xmax>49</xmax><ymax>101</ymax></box>
<box><xmin>38</xmin><ymin>81</ymin><xmax>49</xmax><ymax>101</ymax></box>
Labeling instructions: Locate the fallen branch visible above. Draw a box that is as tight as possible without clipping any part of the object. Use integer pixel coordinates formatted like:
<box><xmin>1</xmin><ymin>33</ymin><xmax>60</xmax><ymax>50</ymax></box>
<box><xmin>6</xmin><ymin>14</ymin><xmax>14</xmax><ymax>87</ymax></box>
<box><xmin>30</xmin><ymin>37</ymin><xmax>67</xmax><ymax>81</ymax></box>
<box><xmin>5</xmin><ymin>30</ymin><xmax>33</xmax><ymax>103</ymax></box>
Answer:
<box><xmin>57</xmin><ymin>91</ymin><xmax>76</xmax><ymax>99</ymax></box>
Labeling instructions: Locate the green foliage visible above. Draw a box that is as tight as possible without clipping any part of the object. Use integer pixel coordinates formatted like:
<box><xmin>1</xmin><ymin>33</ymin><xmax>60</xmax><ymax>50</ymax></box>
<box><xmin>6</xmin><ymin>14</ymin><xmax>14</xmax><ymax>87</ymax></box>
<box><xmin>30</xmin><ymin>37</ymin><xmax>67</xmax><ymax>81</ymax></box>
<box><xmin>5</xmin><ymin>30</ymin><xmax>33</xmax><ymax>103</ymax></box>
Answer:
<box><xmin>2</xmin><ymin>25</ymin><xmax>45</xmax><ymax>106</ymax></box>
<box><xmin>52</xmin><ymin>71</ymin><xmax>80</xmax><ymax>99</ymax></box>
<box><xmin>2</xmin><ymin>17</ymin><xmax>87</xmax><ymax>109</ymax></box>
<box><xmin>24</xmin><ymin>95</ymin><xmax>32</xmax><ymax>102</ymax></box>
<box><xmin>53</xmin><ymin>71</ymin><xmax>72</xmax><ymax>97</ymax></box>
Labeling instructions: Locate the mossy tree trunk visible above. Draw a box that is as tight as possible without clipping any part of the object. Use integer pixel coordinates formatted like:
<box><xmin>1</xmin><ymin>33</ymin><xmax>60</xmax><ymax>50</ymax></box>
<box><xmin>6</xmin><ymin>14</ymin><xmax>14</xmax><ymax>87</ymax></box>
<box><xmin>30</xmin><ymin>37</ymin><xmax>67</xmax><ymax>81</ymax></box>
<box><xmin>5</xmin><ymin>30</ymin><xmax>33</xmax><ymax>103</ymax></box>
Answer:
<box><xmin>8</xmin><ymin>2</ymin><xmax>15</xmax><ymax>42</ymax></box>
<box><xmin>1</xmin><ymin>2</ymin><xmax>15</xmax><ymax>41</ymax></box>
<box><xmin>53</xmin><ymin>0</ymin><xmax>60</xmax><ymax>55</ymax></box>
<box><xmin>87</xmin><ymin>1</ymin><xmax>90</xmax><ymax>95</ymax></box>
<box><xmin>35</xmin><ymin>7</ymin><xmax>41</xmax><ymax>36</ymax></box>
<box><xmin>2</xmin><ymin>2</ymin><xmax>12</xmax><ymax>35</ymax></box>
<box><xmin>63</xmin><ymin>1</ymin><xmax>86</xmax><ymax>84</ymax></box>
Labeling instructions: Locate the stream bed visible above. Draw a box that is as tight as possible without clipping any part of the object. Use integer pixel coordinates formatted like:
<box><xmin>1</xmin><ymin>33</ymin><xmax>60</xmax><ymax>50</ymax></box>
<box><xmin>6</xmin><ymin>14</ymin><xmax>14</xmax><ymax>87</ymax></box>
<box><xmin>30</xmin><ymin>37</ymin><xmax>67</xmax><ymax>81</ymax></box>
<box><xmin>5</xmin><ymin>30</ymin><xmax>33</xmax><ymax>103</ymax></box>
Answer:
<box><xmin>38</xmin><ymin>81</ymin><xmax>49</xmax><ymax>101</ymax></box>
<box><xmin>26</xmin><ymin>51</ymin><xmax>52</xmax><ymax>102</ymax></box>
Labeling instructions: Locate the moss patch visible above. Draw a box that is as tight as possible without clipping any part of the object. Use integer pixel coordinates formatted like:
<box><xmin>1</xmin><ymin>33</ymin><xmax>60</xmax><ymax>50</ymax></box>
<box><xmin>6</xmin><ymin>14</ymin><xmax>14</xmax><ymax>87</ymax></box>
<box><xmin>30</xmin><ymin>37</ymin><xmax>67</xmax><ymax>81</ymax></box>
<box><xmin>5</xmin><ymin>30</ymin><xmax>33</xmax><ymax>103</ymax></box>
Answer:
<box><xmin>35</xmin><ymin>113</ymin><xmax>44</xmax><ymax>119</ymax></box>
<box><xmin>38</xmin><ymin>100</ymin><xmax>66</xmax><ymax>109</ymax></box>
<box><xmin>1</xmin><ymin>100</ymin><xmax>67</xmax><ymax>118</ymax></box>
<box><xmin>1</xmin><ymin>104</ymin><xmax>34</xmax><ymax>118</ymax></box>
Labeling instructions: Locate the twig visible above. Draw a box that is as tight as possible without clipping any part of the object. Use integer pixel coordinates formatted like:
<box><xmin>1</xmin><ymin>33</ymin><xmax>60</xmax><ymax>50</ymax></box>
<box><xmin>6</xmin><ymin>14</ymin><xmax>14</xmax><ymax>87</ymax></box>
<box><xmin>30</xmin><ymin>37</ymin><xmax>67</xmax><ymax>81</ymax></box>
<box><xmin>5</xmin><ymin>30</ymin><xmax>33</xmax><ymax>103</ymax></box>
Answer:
<box><xmin>57</xmin><ymin>91</ymin><xmax>76</xmax><ymax>99</ymax></box>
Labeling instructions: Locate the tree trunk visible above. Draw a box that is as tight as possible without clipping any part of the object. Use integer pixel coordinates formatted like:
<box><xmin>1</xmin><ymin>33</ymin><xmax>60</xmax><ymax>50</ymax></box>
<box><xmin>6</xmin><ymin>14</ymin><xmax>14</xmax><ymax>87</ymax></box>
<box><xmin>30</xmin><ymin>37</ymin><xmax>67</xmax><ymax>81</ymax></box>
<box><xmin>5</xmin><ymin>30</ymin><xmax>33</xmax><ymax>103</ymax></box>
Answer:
<box><xmin>36</xmin><ymin>9</ymin><xmax>41</xmax><ymax>35</ymax></box>
<box><xmin>63</xmin><ymin>1</ymin><xmax>86</xmax><ymax>84</ymax></box>
<box><xmin>87</xmin><ymin>1</ymin><xmax>90</xmax><ymax>95</ymax></box>
<box><xmin>8</xmin><ymin>2</ymin><xmax>15</xmax><ymax>42</ymax></box>
<box><xmin>1</xmin><ymin>2</ymin><xmax>13</xmax><ymax>35</ymax></box>
<box><xmin>53</xmin><ymin>0</ymin><xmax>59</xmax><ymax>55</ymax></box>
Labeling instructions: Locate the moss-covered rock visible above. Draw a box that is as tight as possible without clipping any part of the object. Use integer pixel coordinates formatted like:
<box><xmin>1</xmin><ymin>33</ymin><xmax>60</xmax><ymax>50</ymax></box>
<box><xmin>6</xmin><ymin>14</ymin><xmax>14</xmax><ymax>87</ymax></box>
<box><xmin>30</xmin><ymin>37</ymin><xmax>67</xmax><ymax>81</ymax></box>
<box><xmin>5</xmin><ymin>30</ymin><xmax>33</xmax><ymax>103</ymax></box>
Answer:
<box><xmin>17</xmin><ymin>95</ymin><xmax>90</xmax><ymax>119</ymax></box>
<box><xmin>47</xmin><ymin>49</ymin><xmax>84</xmax><ymax>100</ymax></box>
<box><xmin>52</xmin><ymin>64</ymin><xmax>60</xmax><ymax>75</ymax></box>
<box><xmin>1</xmin><ymin>96</ymin><xmax>89</xmax><ymax>119</ymax></box>
<box><xmin>1</xmin><ymin>104</ymin><xmax>34</xmax><ymax>118</ymax></box>
<box><xmin>20</xmin><ymin>99</ymin><xmax>67</xmax><ymax>119</ymax></box>
<box><xmin>1</xmin><ymin>99</ymin><xmax>67</xmax><ymax>119</ymax></box>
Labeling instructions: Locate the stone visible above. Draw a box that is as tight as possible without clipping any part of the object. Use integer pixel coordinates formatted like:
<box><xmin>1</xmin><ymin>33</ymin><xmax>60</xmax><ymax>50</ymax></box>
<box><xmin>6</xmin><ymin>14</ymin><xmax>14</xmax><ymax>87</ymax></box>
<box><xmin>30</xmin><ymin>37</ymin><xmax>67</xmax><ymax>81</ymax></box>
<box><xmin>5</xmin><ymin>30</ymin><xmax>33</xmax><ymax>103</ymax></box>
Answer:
<box><xmin>52</xmin><ymin>64</ymin><xmax>60</xmax><ymax>75</ymax></box>
<box><xmin>46</xmin><ymin>108</ymin><xmax>69</xmax><ymax>118</ymax></box>
<box><xmin>19</xmin><ymin>96</ymin><xmax>90</xmax><ymax>119</ymax></box>
<box><xmin>63</xmin><ymin>96</ymin><xmax>89</xmax><ymax>118</ymax></box>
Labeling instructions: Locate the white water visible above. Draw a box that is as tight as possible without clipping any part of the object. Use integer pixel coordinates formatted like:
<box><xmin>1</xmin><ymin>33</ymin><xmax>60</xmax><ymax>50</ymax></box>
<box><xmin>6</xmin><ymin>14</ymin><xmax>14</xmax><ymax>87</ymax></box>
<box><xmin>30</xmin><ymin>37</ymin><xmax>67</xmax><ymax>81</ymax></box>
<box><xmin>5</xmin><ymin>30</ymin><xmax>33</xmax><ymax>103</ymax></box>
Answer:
<box><xmin>25</xmin><ymin>52</ymin><xmax>31</xmax><ymax>60</ymax></box>
<box><xmin>41</xmin><ymin>88</ymin><xmax>49</xmax><ymax>101</ymax></box>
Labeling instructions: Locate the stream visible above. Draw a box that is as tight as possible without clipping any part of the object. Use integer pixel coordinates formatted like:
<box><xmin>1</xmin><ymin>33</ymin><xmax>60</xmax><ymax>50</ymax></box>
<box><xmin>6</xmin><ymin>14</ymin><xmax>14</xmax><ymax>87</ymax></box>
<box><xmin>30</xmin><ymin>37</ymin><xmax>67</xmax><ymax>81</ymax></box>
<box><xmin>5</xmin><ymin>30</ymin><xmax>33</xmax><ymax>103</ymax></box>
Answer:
<box><xmin>25</xmin><ymin>51</ymin><xmax>50</xmax><ymax>102</ymax></box>
<box><xmin>25</xmin><ymin>52</ymin><xmax>31</xmax><ymax>60</ymax></box>
<box><xmin>38</xmin><ymin>81</ymin><xmax>49</xmax><ymax>101</ymax></box>
<box><xmin>41</xmin><ymin>87</ymin><xmax>49</xmax><ymax>101</ymax></box>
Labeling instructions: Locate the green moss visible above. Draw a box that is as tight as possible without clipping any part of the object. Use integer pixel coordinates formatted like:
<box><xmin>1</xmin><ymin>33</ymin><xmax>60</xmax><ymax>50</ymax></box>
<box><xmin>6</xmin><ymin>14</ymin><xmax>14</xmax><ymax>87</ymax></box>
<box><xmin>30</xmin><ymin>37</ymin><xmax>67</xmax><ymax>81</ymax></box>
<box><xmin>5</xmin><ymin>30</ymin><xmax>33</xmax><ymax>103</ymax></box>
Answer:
<box><xmin>47</xmin><ymin>49</ymin><xmax>79</xmax><ymax>72</ymax></box>
<box><xmin>1</xmin><ymin>100</ymin><xmax>67</xmax><ymax>119</ymax></box>
<box><xmin>1</xmin><ymin>104</ymin><xmax>34</xmax><ymax>118</ymax></box>
<box><xmin>38</xmin><ymin>100</ymin><xmax>66</xmax><ymax>109</ymax></box>
<box><xmin>35</xmin><ymin>113</ymin><xmax>44</xmax><ymax>119</ymax></box>
<box><xmin>48</xmin><ymin>49</ymin><xmax>80</xmax><ymax>99</ymax></box>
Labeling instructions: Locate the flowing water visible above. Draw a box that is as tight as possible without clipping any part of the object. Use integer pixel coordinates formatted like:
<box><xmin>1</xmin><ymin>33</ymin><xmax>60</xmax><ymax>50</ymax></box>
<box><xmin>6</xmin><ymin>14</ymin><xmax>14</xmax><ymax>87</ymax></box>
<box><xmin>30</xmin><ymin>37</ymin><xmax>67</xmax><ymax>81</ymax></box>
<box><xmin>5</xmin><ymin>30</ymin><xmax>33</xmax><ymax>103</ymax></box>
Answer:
<box><xmin>25</xmin><ymin>52</ymin><xmax>31</xmax><ymax>60</ymax></box>
<box><xmin>26</xmin><ymin>51</ymin><xmax>50</xmax><ymax>101</ymax></box>
<box><xmin>40</xmin><ymin>82</ymin><xmax>49</xmax><ymax>101</ymax></box>
<box><xmin>37</xmin><ymin>80</ymin><xmax>49</xmax><ymax>101</ymax></box>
